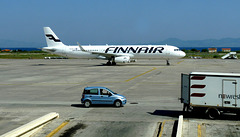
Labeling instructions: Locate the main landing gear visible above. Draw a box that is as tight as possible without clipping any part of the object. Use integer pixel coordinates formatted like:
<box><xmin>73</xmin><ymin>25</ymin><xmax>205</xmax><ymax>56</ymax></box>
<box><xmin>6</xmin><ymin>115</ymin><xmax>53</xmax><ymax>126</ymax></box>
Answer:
<box><xmin>106</xmin><ymin>57</ymin><xmax>116</xmax><ymax>66</ymax></box>
<box><xmin>106</xmin><ymin>61</ymin><xmax>116</xmax><ymax>65</ymax></box>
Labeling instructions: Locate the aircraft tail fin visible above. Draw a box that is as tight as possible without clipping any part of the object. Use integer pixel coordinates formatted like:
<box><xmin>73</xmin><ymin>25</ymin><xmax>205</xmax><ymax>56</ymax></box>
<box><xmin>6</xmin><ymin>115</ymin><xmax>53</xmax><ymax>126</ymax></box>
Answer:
<box><xmin>43</xmin><ymin>27</ymin><xmax>65</xmax><ymax>47</ymax></box>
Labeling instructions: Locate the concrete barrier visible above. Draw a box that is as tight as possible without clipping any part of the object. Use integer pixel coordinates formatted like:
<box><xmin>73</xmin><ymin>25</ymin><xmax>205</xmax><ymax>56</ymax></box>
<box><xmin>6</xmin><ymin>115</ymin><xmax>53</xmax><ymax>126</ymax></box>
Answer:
<box><xmin>1</xmin><ymin>112</ymin><xmax>59</xmax><ymax>137</ymax></box>
<box><xmin>176</xmin><ymin>115</ymin><xmax>183</xmax><ymax>137</ymax></box>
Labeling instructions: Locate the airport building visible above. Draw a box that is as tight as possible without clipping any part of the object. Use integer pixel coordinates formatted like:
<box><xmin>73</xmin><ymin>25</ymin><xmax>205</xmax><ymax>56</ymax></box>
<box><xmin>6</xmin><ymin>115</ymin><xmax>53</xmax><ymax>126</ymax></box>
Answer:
<box><xmin>222</xmin><ymin>48</ymin><xmax>231</xmax><ymax>52</ymax></box>
<box><xmin>208</xmin><ymin>48</ymin><xmax>217</xmax><ymax>53</ymax></box>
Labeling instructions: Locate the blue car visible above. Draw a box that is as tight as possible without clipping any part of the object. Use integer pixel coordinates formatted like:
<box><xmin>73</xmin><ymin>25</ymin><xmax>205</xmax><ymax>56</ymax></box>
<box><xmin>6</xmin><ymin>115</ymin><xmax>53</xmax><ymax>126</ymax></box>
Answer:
<box><xmin>81</xmin><ymin>87</ymin><xmax>127</xmax><ymax>108</ymax></box>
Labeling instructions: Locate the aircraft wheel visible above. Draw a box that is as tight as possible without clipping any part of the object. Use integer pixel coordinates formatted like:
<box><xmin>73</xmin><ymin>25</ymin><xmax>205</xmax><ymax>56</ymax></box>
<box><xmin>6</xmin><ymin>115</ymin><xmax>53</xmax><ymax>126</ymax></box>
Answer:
<box><xmin>166</xmin><ymin>60</ymin><xmax>170</xmax><ymax>66</ymax></box>
<box><xmin>112</xmin><ymin>62</ymin><xmax>116</xmax><ymax>65</ymax></box>
<box><xmin>106</xmin><ymin>61</ymin><xmax>111</xmax><ymax>65</ymax></box>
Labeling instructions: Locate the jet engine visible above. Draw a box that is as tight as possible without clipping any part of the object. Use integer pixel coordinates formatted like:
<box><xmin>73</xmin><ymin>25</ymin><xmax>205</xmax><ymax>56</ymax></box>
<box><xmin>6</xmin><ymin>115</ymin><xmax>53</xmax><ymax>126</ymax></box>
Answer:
<box><xmin>115</xmin><ymin>56</ymin><xmax>130</xmax><ymax>63</ymax></box>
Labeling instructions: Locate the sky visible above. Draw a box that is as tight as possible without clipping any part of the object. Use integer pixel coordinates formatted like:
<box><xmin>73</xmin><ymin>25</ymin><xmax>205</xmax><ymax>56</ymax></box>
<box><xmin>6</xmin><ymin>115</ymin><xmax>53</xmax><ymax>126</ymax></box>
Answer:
<box><xmin>0</xmin><ymin>0</ymin><xmax>240</xmax><ymax>46</ymax></box>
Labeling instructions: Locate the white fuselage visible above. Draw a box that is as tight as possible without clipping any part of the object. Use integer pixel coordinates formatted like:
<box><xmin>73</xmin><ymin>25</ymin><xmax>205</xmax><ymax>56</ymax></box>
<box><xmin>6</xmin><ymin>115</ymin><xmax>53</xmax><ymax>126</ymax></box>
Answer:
<box><xmin>43</xmin><ymin>45</ymin><xmax>185</xmax><ymax>60</ymax></box>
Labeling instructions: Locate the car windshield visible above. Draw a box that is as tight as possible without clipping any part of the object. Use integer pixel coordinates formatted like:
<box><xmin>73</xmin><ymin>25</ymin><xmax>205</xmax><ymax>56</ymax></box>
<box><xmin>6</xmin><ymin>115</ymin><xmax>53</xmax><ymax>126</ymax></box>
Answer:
<box><xmin>106</xmin><ymin>88</ymin><xmax>117</xmax><ymax>94</ymax></box>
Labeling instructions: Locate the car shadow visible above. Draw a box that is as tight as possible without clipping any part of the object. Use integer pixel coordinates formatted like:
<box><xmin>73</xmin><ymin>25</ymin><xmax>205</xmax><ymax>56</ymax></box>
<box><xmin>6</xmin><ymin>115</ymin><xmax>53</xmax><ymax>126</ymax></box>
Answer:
<box><xmin>71</xmin><ymin>104</ymin><xmax>85</xmax><ymax>108</ymax></box>
<box><xmin>71</xmin><ymin>104</ymin><xmax>117</xmax><ymax>108</ymax></box>
<box><xmin>148</xmin><ymin>110</ymin><xmax>240</xmax><ymax>120</ymax></box>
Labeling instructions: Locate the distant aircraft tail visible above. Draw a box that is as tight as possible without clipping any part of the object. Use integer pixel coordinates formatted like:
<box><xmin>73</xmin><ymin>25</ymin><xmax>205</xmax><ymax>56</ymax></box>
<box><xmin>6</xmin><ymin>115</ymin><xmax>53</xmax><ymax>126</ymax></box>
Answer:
<box><xmin>43</xmin><ymin>27</ymin><xmax>65</xmax><ymax>47</ymax></box>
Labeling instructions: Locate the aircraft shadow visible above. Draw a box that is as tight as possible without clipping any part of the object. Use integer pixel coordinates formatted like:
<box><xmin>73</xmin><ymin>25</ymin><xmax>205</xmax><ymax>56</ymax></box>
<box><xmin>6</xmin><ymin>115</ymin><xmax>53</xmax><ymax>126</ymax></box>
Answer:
<box><xmin>93</xmin><ymin>63</ymin><xmax>171</xmax><ymax>67</ymax></box>
<box><xmin>32</xmin><ymin>62</ymin><xmax>171</xmax><ymax>67</ymax></box>
<box><xmin>148</xmin><ymin>110</ymin><xmax>240</xmax><ymax>120</ymax></box>
<box><xmin>32</xmin><ymin>64</ymin><xmax>93</xmax><ymax>67</ymax></box>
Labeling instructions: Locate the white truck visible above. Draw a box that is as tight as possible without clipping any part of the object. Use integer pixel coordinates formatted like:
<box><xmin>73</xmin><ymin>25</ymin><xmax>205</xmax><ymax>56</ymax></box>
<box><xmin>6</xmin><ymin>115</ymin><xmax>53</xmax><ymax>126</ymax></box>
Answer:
<box><xmin>181</xmin><ymin>72</ymin><xmax>240</xmax><ymax>119</ymax></box>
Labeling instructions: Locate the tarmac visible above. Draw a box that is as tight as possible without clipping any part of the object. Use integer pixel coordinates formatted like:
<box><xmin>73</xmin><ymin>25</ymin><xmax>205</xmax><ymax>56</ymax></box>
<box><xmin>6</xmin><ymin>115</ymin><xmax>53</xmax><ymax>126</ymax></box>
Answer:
<box><xmin>1</xmin><ymin>58</ymin><xmax>240</xmax><ymax>137</ymax></box>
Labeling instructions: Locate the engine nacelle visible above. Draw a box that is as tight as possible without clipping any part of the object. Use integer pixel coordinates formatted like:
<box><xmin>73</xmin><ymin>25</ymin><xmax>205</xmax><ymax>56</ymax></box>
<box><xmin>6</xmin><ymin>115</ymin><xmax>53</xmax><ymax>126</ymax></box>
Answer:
<box><xmin>115</xmin><ymin>56</ymin><xmax>130</xmax><ymax>63</ymax></box>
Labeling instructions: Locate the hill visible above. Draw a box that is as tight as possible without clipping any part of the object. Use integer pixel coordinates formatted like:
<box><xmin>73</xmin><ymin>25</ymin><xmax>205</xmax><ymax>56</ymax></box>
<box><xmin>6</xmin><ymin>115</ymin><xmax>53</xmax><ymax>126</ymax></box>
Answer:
<box><xmin>0</xmin><ymin>39</ymin><xmax>43</xmax><ymax>48</ymax></box>
<box><xmin>0</xmin><ymin>38</ymin><xmax>240</xmax><ymax>48</ymax></box>
<box><xmin>151</xmin><ymin>38</ymin><xmax>240</xmax><ymax>47</ymax></box>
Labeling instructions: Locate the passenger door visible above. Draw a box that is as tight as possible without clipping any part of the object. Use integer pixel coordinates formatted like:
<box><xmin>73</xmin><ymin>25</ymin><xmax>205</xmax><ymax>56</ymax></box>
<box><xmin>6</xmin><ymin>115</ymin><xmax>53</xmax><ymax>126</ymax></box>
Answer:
<box><xmin>99</xmin><ymin>88</ymin><xmax>114</xmax><ymax>104</ymax></box>
<box><xmin>88</xmin><ymin>88</ymin><xmax>100</xmax><ymax>104</ymax></box>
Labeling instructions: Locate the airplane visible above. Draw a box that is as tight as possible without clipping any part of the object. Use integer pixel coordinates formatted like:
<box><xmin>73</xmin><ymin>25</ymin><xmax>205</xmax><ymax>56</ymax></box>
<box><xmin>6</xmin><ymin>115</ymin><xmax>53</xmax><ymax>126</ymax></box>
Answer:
<box><xmin>42</xmin><ymin>27</ymin><xmax>186</xmax><ymax>65</ymax></box>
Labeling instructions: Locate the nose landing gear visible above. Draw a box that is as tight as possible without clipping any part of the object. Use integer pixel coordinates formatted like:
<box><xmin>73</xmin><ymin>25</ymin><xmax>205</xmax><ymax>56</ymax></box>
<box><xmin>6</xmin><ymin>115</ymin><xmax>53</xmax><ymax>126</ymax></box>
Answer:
<box><xmin>166</xmin><ymin>60</ymin><xmax>170</xmax><ymax>66</ymax></box>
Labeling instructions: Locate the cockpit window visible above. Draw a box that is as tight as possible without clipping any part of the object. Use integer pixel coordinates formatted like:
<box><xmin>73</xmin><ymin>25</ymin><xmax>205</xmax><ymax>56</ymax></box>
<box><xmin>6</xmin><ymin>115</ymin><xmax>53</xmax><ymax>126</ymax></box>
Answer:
<box><xmin>174</xmin><ymin>49</ymin><xmax>179</xmax><ymax>51</ymax></box>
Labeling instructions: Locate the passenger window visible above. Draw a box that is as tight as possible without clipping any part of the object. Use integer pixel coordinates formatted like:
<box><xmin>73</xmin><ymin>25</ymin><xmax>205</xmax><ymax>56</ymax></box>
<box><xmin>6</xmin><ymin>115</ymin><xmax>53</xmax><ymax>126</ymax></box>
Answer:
<box><xmin>84</xmin><ymin>90</ymin><xmax>90</xmax><ymax>94</ymax></box>
<box><xmin>90</xmin><ymin>89</ymin><xmax>98</xmax><ymax>95</ymax></box>
<box><xmin>84</xmin><ymin>89</ymin><xmax>98</xmax><ymax>95</ymax></box>
<box><xmin>100</xmin><ymin>89</ymin><xmax>110</xmax><ymax>95</ymax></box>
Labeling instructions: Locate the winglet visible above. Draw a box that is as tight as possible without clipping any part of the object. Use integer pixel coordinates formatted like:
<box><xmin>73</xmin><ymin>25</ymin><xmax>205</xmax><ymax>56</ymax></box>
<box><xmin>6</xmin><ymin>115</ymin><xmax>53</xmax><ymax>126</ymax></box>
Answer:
<box><xmin>77</xmin><ymin>42</ymin><xmax>86</xmax><ymax>52</ymax></box>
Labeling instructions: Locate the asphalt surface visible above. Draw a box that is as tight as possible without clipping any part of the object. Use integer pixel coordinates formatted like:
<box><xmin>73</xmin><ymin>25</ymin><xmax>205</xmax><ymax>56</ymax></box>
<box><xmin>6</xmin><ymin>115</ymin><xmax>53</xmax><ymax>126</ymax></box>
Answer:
<box><xmin>1</xmin><ymin>59</ymin><xmax>240</xmax><ymax>137</ymax></box>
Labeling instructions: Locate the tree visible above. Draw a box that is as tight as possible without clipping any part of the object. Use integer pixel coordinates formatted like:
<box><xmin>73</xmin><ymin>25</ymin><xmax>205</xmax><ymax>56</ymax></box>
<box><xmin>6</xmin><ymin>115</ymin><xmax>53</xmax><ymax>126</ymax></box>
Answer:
<box><xmin>191</xmin><ymin>49</ymin><xmax>198</xmax><ymax>52</ymax></box>
<box><xmin>201</xmin><ymin>49</ymin><xmax>208</xmax><ymax>52</ymax></box>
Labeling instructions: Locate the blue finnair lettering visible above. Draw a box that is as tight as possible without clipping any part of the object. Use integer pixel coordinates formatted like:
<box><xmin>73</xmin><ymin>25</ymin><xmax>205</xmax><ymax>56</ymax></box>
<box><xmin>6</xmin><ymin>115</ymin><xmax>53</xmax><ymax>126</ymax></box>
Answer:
<box><xmin>105</xmin><ymin>47</ymin><xmax>164</xmax><ymax>53</ymax></box>
<box><xmin>218</xmin><ymin>94</ymin><xmax>240</xmax><ymax>99</ymax></box>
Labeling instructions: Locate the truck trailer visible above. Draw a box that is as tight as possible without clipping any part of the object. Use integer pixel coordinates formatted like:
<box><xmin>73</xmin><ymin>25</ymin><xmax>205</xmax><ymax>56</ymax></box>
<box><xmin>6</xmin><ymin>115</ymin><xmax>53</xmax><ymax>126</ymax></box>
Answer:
<box><xmin>180</xmin><ymin>72</ymin><xmax>240</xmax><ymax>119</ymax></box>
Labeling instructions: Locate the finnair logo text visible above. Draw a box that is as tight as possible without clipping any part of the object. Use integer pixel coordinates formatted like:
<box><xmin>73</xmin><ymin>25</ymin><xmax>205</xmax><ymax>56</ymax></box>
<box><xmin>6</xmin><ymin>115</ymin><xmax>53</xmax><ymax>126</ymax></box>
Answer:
<box><xmin>46</xmin><ymin>34</ymin><xmax>61</xmax><ymax>42</ymax></box>
<box><xmin>105</xmin><ymin>47</ymin><xmax>164</xmax><ymax>54</ymax></box>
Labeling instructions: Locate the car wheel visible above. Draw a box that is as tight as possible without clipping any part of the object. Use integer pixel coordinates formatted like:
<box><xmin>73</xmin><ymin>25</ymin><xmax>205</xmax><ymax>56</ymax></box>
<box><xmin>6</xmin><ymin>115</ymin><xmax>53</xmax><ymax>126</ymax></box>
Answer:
<box><xmin>84</xmin><ymin>100</ymin><xmax>91</xmax><ymax>108</ymax></box>
<box><xmin>114</xmin><ymin>100</ymin><xmax>122</xmax><ymax>107</ymax></box>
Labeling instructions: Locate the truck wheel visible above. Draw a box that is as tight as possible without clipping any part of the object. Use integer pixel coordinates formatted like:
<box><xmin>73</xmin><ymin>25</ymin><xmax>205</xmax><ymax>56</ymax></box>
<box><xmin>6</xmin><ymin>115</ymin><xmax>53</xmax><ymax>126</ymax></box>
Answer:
<box><xmin>206</xmin><ymin>108</ymin><xmax>220</xmax><ymax>119</ymax></box>
<box><xmin>84</xmin><ymin>100</ymin><xmax>91</xmax><ymax>108</ymax></box>
<box><xmin>183</xmin><ymin>104</ymin><xmax>190</xmax><ymax>116</ymax></box>
<box><xmin>114</xmin><ymin>100</ymin><xmax>122</xmax><ymax>107</ymax></box>
<box><xmin>183</xmin><ymin>104</ymin><xmax>187</xmax><ymax>112</ymax></box>
<box><xmin>187</xmin><ymin>106</ymin><xmax>193</xmax><ymax>113</ymax></box>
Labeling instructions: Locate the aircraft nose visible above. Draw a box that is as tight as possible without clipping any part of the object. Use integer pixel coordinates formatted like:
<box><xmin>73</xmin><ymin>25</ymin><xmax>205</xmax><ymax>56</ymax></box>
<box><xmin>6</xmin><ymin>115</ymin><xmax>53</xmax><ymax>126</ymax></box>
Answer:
<box><xmin>180</xmin><ymin>51</ymin><xmax>186</xmax><ymax>57</ymax></box>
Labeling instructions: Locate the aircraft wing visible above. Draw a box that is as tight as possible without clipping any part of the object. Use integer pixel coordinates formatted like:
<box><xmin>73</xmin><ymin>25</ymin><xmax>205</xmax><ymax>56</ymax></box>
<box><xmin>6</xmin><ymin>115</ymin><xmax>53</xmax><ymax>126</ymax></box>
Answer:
<box><xmin>77</xmin><ymin>43</ymin><xmax>134</xmax><ymax>59</ymax></box>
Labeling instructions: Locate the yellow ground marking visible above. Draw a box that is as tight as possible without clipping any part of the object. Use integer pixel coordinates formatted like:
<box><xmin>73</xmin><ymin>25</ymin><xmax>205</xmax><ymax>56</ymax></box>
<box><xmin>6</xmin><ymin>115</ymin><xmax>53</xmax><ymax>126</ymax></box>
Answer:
<box><xmin>0</xmin><ymin>81</ymin><xmax>179</xmax><ymax>86</ymax></box>
<box><xmin>198</xmin><ymin>124</ymin><xmax>201</xmax><ymax>137</ymax></box>
<box><xmin>2</xmin><ymin>67</ymin><xmax>158</xmax><ymax>85</ymax></box>
<box><xmin>125</xmin><ymin>67</ymin><xmax>157</xmax><ymax>82</ymax></box>
<box><xmin>158</xmin><ymin>121</ymin><xmax>166</xmax><ymax>137</ymax></box>
<box><xmin>177</xmin><ymin>60</ymin><xmax>184</xmax><ymax>64</ymax></box>
<box><xmin>158</xmin><ymin>120</ymin><xmax>174</xmax><ymax>137</ymax></box>
<box><xmin>46</xmin><ymin>120</ymin><xmax>69</xmax><ymax>137</ymax></box>
<box><xmin>0</xmin><ymin>81</ymin><xmax>122</xmax><ymax>86</ymax></box>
